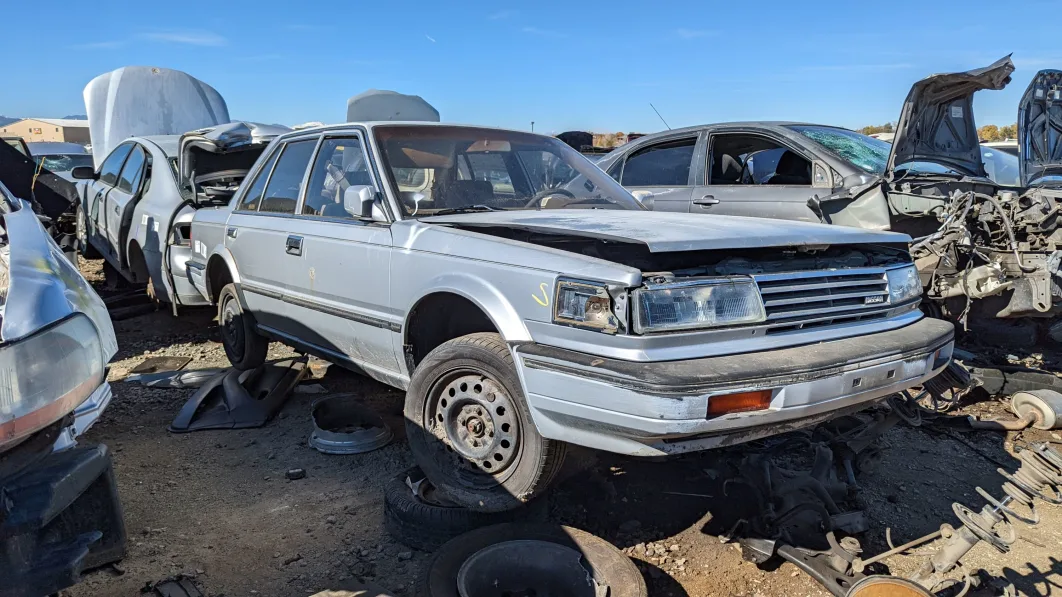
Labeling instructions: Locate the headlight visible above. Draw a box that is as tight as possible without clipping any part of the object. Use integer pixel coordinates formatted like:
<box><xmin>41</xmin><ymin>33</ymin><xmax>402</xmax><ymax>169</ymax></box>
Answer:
<box><xmin>0</xmin><ymin>315</ymin><xmax>105</xmax><ymax>448</ymax></box>
<box><xmin>553</xmin><ymin>279</ymin><xmax>619</xmax><ymax>333</ymax></box>
<box><xmin>886</xmin><ymin>264</ymin><xmax>922</xmax><ymax>304</ymax></box>
<box><xmin>633</xmin><ymin>277</ymin><xmax>766</xmax><ymax>333</ymax></box>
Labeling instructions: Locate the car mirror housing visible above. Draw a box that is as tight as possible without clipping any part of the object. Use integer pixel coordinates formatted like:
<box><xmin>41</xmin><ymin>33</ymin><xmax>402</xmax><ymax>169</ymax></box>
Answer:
<box><xmin>70</xmin><ymin>166</ymin><xmax>97</xmax><ymax>180</ymax></box>
<box><xmin>344</xmin><ymin>185</ymin><xmax>387</xmax><ymax>223</ymax></box>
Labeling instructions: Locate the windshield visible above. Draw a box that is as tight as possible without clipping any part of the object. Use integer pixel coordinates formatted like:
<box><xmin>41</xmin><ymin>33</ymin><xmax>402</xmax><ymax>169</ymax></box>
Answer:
<box><xmin>788</xmin><ymin>125</ymin><xmax>890</xmax><ymax>174</ymax></box>
<box><xmin>373</xmin><ymin>125</ymin><xmax>642</xmax><ymax>217</ymax></box>
<box><xmin>980</xmin><ymin>146</ymin><xmax>1020</xmax><ymax>187</ymax></box>
<box><xmin>34</xmin><ymin>153</ymin><xmax>94</xmax><ymax>173</ymax></box>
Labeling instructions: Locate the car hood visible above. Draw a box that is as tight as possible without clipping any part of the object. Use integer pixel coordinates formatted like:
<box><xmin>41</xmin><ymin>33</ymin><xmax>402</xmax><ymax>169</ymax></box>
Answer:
<box><xmin>889</xmin><ymin>55</ymin><xmax>1014</xmax><ymax>179</ymax></box>
<box><xmin>84</xmin><ymin>66</ymin><xmax>230</xmax><ymax>168</ymax></box>
<box><xmin>1019</xmin><ymin>69</ymin><xmax>1062</xmax><ymax>186</ymax></box>
<box><xmin>422</xmin><ymin>210</ymin><xmax>911</xmax><ymax>252</ymax></box>
<box><xmin>178</xmin><ymin>121</ymin><xmax>290</xmax><ymax>193</ymax></box>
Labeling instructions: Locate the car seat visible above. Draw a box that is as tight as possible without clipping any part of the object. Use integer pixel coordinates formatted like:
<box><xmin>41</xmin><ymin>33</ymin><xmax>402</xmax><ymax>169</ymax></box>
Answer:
<box><xmin>765</xmin><ymin>151</ymin><xmax>811</xmax><ymax>185</ymax></box>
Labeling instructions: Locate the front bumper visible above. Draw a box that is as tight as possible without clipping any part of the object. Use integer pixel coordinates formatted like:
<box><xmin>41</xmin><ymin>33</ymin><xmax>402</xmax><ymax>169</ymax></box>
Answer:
<box><xmin>515</xmin><ymin>317</ymin><xmax>954</xmax><ymax>456</ymax></box>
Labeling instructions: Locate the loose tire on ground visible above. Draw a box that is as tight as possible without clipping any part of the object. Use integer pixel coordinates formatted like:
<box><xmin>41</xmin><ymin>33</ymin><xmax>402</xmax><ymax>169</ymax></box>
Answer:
<box><xmin>217</xmin><ymin>283</ymin><xmax>268</xmax><ymax>371</ymax></box>
<box><xmin>416</xmin><ymin>523</ymin><xmax>647</xmax><ymax>597</ymax></box>
<box><xmin>384</xmin><ymin>467</ymin><xmax>547</xmax><ymax>551</ymax></box>
<box><xmin>404</xmin><ymin>332</ymin><xmax>567</xmax><ymax>512</ymax></box>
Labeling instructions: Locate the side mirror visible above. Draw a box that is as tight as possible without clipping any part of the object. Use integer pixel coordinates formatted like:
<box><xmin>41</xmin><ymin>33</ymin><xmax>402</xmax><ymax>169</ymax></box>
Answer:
<box><xmin>71</xmin><ymin>166</ymin><xmax>97</xmax><ymax>180</ymax></box>
<box><xmin>344</xmin><ymin>185</ymin><xmax>387</xmax><ymax>222</ymax></box>
<box><xmin>631</xmin><ymin>190</ymin><xmax>655</xmax><ymax>210</ymax></box>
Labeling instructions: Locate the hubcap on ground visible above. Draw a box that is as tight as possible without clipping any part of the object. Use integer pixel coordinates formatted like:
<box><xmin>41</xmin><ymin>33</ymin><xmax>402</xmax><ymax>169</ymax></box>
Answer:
<box><xmin>428</xmin><ymin>373</ymin><xmax>519</xmax><ymax>477</ymax></box>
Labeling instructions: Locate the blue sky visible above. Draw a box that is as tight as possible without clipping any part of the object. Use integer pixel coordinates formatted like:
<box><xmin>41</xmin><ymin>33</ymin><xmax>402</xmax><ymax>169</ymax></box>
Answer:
<box><xmin>2</xmin><ymin>0</ymin><xmax>1056</xmax><ymax>134</ymax></box>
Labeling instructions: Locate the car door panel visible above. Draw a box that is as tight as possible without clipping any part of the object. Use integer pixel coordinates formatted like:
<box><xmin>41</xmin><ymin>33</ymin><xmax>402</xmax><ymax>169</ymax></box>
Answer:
<box><xmin>615</xmin><ymin>135</ymin><xmax>700</xmax><ymax>212</ymax></box>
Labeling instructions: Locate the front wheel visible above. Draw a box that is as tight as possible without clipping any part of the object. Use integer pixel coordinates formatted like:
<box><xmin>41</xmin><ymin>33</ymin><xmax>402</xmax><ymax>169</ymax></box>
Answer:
<box><xmin>405</xmin><ymin>332</ymin><xmax>566</xmax><ymax>512</ymax></box>
<box><xmin>74</xmin><ymin>204</ymin><xmax>100</xmax><ymax>259</ymax></box>
<box><xmin>217</xmin><ymin>283</ymin><xmax>268</xmax><ymax>370</ymax></box>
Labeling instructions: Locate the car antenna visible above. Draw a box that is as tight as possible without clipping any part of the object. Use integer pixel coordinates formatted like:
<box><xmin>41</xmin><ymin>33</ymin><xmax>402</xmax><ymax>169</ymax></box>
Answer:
<box><xmin>650</xmin><ymin>103</ymin><xmax>671</xmax><ymax>130</ymax></box>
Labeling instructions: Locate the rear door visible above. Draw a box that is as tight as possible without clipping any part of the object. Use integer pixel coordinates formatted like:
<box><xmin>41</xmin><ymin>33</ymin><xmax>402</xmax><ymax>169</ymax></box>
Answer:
<box><xmin>86</xmin><ymin>142</ymin><xmax>134</xmax><ymax>259</ymax></box>
<box><xmin>607</xmin><ymin>135</ymin><xmax>700</xmax><ymax>211</ymax></box>
<box><xmin>103</xmin><ymin>143</ymin><xmax>148</xmax><ymax>264</ymax></box>
<box><xmin>225</xmin><ymin>137</ymin><xmax>317</xmax><ymax>334</ymax></box>
<box><xmin>693</xmin><ymin>131</ymin><xmax>822</xmax><ymax>222</ymax></box>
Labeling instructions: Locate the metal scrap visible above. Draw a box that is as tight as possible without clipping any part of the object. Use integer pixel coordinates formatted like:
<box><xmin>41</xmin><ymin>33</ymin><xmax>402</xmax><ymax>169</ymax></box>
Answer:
<box><xmin>308</xmin><ymin>394</ymin><xmax>393</xmax><ymax>455</ymax></box>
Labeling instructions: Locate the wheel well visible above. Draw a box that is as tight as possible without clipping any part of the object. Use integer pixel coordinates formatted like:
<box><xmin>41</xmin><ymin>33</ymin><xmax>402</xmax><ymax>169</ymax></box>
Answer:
<box><xmin>127</xmin><ymin>242</ymin><xmax>149</xmax><ymax>283</ymax></box>
<box><xmin>206</xmin><ymin>256</ymin><xmax>234</xmax><ymax>304</ymax></box>
<box><xmin>405</xmin><ymin>293</ymin><xmax>498</xmax><ymax>369</ymax></box>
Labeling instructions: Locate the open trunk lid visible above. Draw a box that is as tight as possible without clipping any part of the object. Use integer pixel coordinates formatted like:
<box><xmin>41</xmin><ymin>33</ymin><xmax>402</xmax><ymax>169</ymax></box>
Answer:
<box><xmin>1019</xmin><ymin>69</ymin><xmax>1062</xmax><ymax>186</ymax></box>
<box><xmin>178</xmin><ymin>122</ymin><xmax>291</xmax><ymax>205</ymax></box>
<box><xmin>888</xmin><ymin>56</ymin><xmax>1014</xmax><ymax>179</ymax></box>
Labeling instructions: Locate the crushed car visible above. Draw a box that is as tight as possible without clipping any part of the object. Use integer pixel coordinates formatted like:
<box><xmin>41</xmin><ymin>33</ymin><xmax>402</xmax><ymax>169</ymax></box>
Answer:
<box><xmin>187</xmin><ymin>112</ymin><xmax>954</xmax><ymax>512</ymax></box>
<box><xmin>597</xmin><ymin>56</ymin><xmax>1062</xmax><ymax>337</ymax></box>
<box><xmin>71</xmin><ymin>66</ymin><xmax>289</xmax><ymax>309</ymax></box>
<box><xmin>0</xmin><ymin>180</ymin><xmax>125</xmax><ymax>596</ymax></box>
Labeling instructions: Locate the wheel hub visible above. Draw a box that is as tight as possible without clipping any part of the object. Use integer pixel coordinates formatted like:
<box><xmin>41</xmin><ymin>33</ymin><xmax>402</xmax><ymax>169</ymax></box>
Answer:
<box><xmin>429</xmin><ymin>374</ymin><xmax>519</xmax><ymax>475</ymax></box>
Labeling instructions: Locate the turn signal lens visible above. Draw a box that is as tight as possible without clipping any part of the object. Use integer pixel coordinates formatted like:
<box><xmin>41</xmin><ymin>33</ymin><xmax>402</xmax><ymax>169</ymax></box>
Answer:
<box><xmin>707</xmin><ymin>390</ymin><xmax>772</xmax><ymax>417</ymax></box>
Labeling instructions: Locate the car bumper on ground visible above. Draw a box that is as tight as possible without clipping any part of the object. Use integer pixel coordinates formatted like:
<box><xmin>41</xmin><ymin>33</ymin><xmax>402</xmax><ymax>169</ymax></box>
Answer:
<box><xmin>515</xmin><ymin>317</ymin><xmax>955</xmax><ymax>456</ymax></box>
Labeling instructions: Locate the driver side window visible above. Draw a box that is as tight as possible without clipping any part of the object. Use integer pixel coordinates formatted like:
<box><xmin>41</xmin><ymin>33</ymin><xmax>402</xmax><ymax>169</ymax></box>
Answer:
<box><xmin>98</xmin><ymin>143</ymin><xmax>133</xmax><ymax>187</ymax></box>
<box><xmin>709</xmin><ymin>134</ymin><xmax>812</xmax><ymax>186</ymax></box>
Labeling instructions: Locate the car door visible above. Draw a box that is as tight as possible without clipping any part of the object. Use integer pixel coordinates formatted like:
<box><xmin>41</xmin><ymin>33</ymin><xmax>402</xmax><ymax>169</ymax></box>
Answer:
<box><xmin>280</xmin><ymin>133</ymin><xmax>399</xmax><ymax>374</ymax></box>
<box><xmin>692</xmin><ymin>131</ymin><xmax>823</xmax><ymax>222</ymax></box>
<box><xmin>225</xmin><ymin>137</ymin><xmax>317</xmax><ymax>334</ymax></box>
<box><xmin>103</xmin><ymin>143</ymin><xmax>147</xmax><ymax>265</ymax></box>
<box><xmin>607</xmin><ymin>135</ymin><xmax>700</xmax><ymax>211</ymax></box>
<box><xmin>85</xmin><ymin>143</ymin><xmax>133</xmax><ymax>258</ymax></box>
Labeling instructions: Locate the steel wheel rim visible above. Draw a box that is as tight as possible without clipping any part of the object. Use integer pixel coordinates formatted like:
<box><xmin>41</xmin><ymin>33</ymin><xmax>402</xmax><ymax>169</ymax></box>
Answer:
<box><xmin>221</xmin><ymin>296</ymin><xmax>244</xmax><ymax>360</ymax></box>
<box><xmin>75</xmin><ymin>208</ymin><xmax>86</xmax><ymax>243</ymax></box>
<box><xmin>424</xmin><ymin>370</ymin><xmax>520</xmax><ymax>487</ymax></box>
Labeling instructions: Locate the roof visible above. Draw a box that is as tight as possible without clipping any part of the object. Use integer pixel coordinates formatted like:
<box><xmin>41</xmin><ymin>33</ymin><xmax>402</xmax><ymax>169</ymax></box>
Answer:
<box><xmin>136</xmin><ymin>135</ymin><xmax>180</xmax><ymax>157</ymax></box>
<box><xmin>273</xmin><ymin>121</ymin><xmax>548</xmax><ymax>143</ymax></box>
<box><xmin>27</xmin><ymin>118</ymin><xmax>90</xmax><ymax>128</ymax></box>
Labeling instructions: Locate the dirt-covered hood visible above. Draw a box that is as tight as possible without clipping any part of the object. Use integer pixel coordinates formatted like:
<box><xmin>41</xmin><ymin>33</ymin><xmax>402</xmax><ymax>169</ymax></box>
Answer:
<box><xmin>423</xmin><ymin>210</ymin><xmax>911</xmax><ymax>252</ymax></box>
<box><xmin>889</xmin><ymin>56</ymin><xmax>1014</xmax><ymax>178</ymax></box>
<box><xmin>1019</xmin><ymin>69</ymin><xmax>1062</xmax><ymax>186</ymax></box>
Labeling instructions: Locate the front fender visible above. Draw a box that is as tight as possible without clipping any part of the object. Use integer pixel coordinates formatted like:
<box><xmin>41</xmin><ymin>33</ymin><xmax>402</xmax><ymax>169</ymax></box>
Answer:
<box><xmin>404</xmin><ymin>271</ymin><xmax>533</xmax><ymax>344</ymax></box>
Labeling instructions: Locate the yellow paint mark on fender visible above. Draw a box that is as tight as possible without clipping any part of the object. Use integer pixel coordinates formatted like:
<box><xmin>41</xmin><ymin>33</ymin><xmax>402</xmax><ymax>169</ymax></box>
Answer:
<box><xmin>532</xmin><ymin>282</ymin><xmax>550</xmax><ymax>307</ymax></box>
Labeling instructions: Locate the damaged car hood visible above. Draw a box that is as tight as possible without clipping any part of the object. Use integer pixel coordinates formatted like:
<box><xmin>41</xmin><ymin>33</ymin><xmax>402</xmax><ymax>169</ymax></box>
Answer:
<box><xmin>889</xmin><ymin>55</ymin><xmax>1014</xmax><ymax>178</ymax></box>
<box><xmin>1019</xmin><ymin>69</ymin><xmax>1062</xmax><ymax>186</ymax></box>
<box><xmin>178</xmin><ymin>121</ymin><xmax>290</xmax><ymax>191</ymax></box>
<box><xmin>423</xmin><ymin>210</ymin><xmax>911</xmax><ymax>252</ymax></box>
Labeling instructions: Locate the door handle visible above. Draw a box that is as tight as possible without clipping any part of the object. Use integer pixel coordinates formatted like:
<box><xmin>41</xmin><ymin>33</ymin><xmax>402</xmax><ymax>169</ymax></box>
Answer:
<box><xmin>285</xmin><ymin>235</ymin><xmax>303</xmax><ymax>256</ymax></box>
<box><xmin>693</xmin><ymin>195</ymin><xmax>720</xmax><ymax>206</ymax></box>
<box><xmin>227</xmin><ymin>227</ymin><xmax>238</xmax><ymax>239</ymax></box>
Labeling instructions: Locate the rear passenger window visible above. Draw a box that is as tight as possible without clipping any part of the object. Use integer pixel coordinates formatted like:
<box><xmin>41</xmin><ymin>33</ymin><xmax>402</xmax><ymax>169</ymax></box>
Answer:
<box><xmin>619</xmin><ymin>138</ymin><xmax>696</xmax><ymax>187</ymax></box>
<box><xmin>237</xmin><ymin>150</ymin><xmax>280</xmax><ymax>211</ymax></box>
<box><xmin>99</xmin><ymin>143</ymin><xmax>133</xmax><ymax>187</ymax></box>
<box><xmin>259</xmin><ymin>140</ymin><xmax>316</xmax><ymax>214</ymax></box>
<box><xmin>302</xmin><ymin>137</ymin><xmax>372</xmax><ymax>218</ymax></box>
<box><xmin>116</xmin><ymin>145</ymin><xmax>146</xmax><ymax>193</ymax></box>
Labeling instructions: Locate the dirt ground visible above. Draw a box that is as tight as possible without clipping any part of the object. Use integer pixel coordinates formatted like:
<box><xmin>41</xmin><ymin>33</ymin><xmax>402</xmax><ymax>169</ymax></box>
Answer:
<box><xmin>63</xmin><ymin>258</ymin><xmax>1062</xmax><ymax>597</ymax></box>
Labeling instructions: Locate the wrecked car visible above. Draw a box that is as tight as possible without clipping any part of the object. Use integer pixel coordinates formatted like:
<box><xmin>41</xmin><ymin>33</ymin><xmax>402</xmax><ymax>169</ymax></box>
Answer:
<box><xmin>72</xmin><ymin>66</ymin><xmax>288</xmax><ymax>308</ymax></box>
<box><xmin>188</xmin><ymin>120</ymin><xmax>954</xmax><ymax>512</ymax></box>
<box><xmin>0</xmin><ymin>181</ymin><xmax>125</xmax><ymax>595</ymax></box>
<box><xmin>598</xmin><ymin>56</ymin><xmax>1062</xmax><ymax>336</ymax></box>
<box><xmin>26</xmin><ymin>141</ymin><xmax>93</xmax><ymax>182</ymax></box>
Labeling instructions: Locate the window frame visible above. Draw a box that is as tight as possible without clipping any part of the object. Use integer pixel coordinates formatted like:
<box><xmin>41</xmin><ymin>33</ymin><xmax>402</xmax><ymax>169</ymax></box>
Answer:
<box><xmin>615</xmin><ymin>135</ymin><xmax>699</xmax><ymax>188</ymax></box>
<box><xmin>98</xmin><ymin>142</ymin><xmax>135</xmax><ymax>188</ymax></box>
<box><xmin>251</xmin><ymin>136</ymin><xmax>320</xmax><ymax>217</ymax></box>
<box><xmin>705</xmin><ymin>130</ymin><xmax>814</xmax><ymax>187</ymax></box>
<box><xmin>234</xmin><ymin>143</ymin><xmax>283</xmax><ymax>213</ymax></box>
<box><xmin>115</xmin><ymin>144</ymin><xmax>148</xmax><ymax>194</ymax></box>
<box><xmin>294</xmin><ymin>133</ymin><xmax>384</xmax><ymax>224</ymax></box>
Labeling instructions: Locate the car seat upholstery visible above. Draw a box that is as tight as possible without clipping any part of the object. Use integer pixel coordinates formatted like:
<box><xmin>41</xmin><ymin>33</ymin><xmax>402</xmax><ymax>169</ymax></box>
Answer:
<box><xmin>766</xmin><ymin>150</ymin><xmax>811</xmax><ymax>185</ymax></box>
<box><xmin>712</xmin><ymin>154</ymin><xmax>743</xmax><ymax>184</ymax></box>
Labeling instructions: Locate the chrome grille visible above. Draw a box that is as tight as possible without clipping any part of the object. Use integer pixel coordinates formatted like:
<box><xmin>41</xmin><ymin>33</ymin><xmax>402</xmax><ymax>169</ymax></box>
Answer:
<box><xmin>754</xmin><ymin>267</ymin><xmax>892</xmax><ymax>334</ymax></box>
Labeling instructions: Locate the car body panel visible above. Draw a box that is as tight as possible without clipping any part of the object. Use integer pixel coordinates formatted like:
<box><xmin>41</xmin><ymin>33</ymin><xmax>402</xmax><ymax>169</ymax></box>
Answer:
<box><xmin>1019</xmin><ymin>69</ymin><xmax>1062</xmax><ymax>186</ymax></box>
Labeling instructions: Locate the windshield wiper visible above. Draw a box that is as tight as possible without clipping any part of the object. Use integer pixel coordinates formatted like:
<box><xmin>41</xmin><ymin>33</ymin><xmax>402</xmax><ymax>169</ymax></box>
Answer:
<box><xmin>432</xmin><ymin>204</ymin><xmax>502</xmax><ymax>216</ymax></box>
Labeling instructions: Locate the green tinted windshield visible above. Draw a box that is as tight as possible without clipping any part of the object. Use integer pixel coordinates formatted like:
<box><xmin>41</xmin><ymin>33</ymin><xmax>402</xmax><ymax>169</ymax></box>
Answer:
<box><xmin>788</xmin><ymin>125</ymin><xmax>890</xmax><ymax>174</ymax></box>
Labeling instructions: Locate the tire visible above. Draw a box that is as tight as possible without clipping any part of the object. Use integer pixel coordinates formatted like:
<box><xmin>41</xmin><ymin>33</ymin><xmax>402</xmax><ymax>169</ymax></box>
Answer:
<box><xmin>404</xmin><ymin>333</ymin><xmax>567</xmax><ymax>513</ymax></box>
<box><xmin>384</xmin><ymin>467</ymin><xmax>547</xmax><ymax>551</ymax></box>
<box><xmin>217</xmin><ymin>283</ymin><xmax>268</xmax><ymax>371</ymax></box>
<box><xmin>74</xmin><ymin>204</ymin><xmax>100</xmax><ymax>259</ymax></box>
<box><xmin>416</xmin><ymin>523</ymin><xmax>647</xmax><ymax>597</ymax></box>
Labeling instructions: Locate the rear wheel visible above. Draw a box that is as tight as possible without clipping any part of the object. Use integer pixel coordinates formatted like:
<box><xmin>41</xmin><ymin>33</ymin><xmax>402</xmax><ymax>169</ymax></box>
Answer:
<box><xmin>405</xmin><ymin>332</ymin><xmax>566</xmax><ymax>512</ymax></box>
<box><xmin>217</xmin><ymin>283</ymin><xmax>267</xmax><ymax>370</ymax></box>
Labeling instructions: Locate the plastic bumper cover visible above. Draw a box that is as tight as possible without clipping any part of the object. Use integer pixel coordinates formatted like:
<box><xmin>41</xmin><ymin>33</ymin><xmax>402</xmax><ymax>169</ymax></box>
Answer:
<box><xmin>515</xmin><ymin>317</ymin><xmax>955</xmax><ymax>456</ymax></box>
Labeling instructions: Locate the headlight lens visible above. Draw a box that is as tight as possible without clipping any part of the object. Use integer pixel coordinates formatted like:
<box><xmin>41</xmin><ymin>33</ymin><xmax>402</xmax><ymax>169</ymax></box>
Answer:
<box><xmin>634</xmin><ymin>277</ymin><xmax>766</xmax><ymax>333</ymax></box>
<box><xmin>554</xmin><ymin>280</ymin><xmax>619</xmax><ymax>333</ymax></box>
<box><xmin>886</xmin><ymin>264</ymin><xmax>922</xmax><ymax>304</ymax></box>
<box><xmin>0</xmin><ymin>315</ymin><xmax>105</xmax><ymax>447</ymax></box>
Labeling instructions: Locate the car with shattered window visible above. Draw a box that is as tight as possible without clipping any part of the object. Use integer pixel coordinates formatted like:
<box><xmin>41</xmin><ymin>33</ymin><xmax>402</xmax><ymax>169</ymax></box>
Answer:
<box><xmin>597</xmin><ymin>56</ymin><xmax>1062</xmax><ymax>339</ymax></box>
<box><xmin>70</xmin><ymin>66</ymin><xmax>288</xmax><ymax>309</ymax></box>
<box><xmin>188</xmin><ymin>113</ymin><xmax>954</xmax><ymax>512</ymax></box>
<box><xmin>0</xmin><ymin>180</ymin><xmax>125</xmax><ymax>595</ymax></box>
<box><xmin>26</xmin><ymin>141</ymin><xmax>93</xmax><ymax>182</ymax></box>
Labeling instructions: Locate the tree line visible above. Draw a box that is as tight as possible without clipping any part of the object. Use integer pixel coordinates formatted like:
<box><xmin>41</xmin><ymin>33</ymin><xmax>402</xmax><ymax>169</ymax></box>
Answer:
<box><xmin>857</xmin><ymin>122</ymin><xmax>1017</xmax><ymax>142</ymax></box>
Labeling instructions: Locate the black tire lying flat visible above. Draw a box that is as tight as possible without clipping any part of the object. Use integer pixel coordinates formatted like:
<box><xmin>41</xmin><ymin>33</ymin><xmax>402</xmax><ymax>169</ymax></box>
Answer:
<box><xmin>217</xmin><ymin>283</ymin><xmax>268</xmax><ymax>371</ymax></box>
<box><xmin>404</xmin><ymin>333</ymin><xmax>567</xmax><ymax>512</ymax></box>
<box><xmin>417</xmin><ymin>523</ymin><xmax>647</xmax><ymax>597</ymax></box>
<box><xmin>383</xmin><ymin>467</ymin><xmax>547</xmax><ymax>551</ymax></box>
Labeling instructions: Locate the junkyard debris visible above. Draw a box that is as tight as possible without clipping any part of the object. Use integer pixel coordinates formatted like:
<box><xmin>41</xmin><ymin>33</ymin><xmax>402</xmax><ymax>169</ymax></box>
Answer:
<box><xmin>308</xmin><ymin>394</ymin><xmax>393</xmax><ymax>455</ymax></box>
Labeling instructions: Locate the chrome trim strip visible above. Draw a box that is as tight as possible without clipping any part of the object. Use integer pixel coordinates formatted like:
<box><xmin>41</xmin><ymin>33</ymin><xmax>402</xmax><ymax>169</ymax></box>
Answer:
<box><xmin>241</xmin><ymin>282</ymin><xmax>401</xmax><ymax>332</ymax></box>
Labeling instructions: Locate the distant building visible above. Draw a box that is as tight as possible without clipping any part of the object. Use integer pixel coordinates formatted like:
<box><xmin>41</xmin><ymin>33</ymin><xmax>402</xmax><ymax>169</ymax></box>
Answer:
<box><xmin>0</xmin><ymin>118</ymin><xmax>90</xmax><ymax>144</ymax></box>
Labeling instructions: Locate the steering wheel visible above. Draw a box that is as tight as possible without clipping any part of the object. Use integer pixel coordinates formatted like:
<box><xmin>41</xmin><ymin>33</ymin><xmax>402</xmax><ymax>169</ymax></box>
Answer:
<box><xmin>524</xmin><ymin>187</ymin><xmax>576</xmax><ymax>209</ymax></box>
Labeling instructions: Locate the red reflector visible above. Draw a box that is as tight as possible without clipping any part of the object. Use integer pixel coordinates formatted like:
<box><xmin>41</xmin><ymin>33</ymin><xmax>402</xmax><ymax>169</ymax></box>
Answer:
<box><xmin>707</xmin><ymin>390</ymin><xmax>773</xmax><ymax>416</ymax></box>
